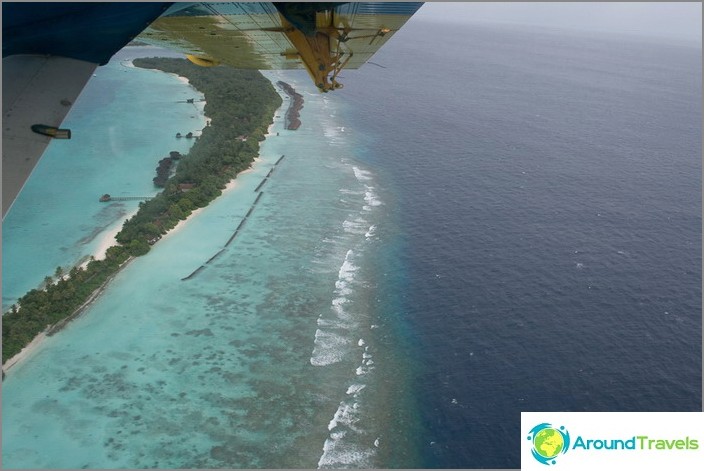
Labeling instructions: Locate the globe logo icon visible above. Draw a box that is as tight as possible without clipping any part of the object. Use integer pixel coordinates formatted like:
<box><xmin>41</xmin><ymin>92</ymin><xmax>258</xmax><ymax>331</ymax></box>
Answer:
<box><xmin>535</xmin><ymin>429</ymin><xmax>563</xmax><ymax>458</ymax></box>
<box><xmin>527</xmin><ymin>423</ymin><xmax>570</xmax><ymax>465</ymax></box>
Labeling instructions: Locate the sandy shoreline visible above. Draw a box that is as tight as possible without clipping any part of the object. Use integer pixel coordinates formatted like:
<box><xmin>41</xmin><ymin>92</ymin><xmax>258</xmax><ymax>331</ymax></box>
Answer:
<box><xmin>78</xmin><ymin>209</ymin><xmax>139</xmax><ymax>269</ymax></box>
<box><xmin>91</xmin><ymin>60</ymin><xmax>213</xmax><ymax>252</ymax></box>
<box><xmin>92</xmin><ymin>226</ymin><xmax>121</xmax><ymax>262</ymax></box>
<box><xmin>3</xmin><ymin>221</ymin><xmax>131</xmax><ymax>375</ymax></box>
<box><xmin>3</xmin><ymin>216</ymin><xmax>135</xmax><ymax>374</ymax></box>
<box><xmin>2</xmin><ymin>331</ymin><xmax>47</xmax><ymax>375</ymax></box>
<box><xmin>2</xmin><ymin>253</ymin><xmax>136</xmax><ymax>377</ymax></box>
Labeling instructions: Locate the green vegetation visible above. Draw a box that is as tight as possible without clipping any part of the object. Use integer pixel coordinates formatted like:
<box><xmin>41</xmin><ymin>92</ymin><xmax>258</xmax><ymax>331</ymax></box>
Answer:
<box><xmin>2</xmin><ymin>251</ymin><xmax>131</xmax><ymax>363</ymax></box>
<box><xmin>2</xmin><ymin>59</ymin><xmax>282</xmax><ymax>364</ymax></box>
<box><xmin>117</xmin><ymin>58</ymin><xmax>281</xmax><ymax>249</ymax></box>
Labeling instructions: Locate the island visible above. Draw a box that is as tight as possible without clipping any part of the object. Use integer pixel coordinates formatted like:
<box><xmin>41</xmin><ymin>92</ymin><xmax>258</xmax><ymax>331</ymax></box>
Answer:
<box><xmin>2</xmin><ymin>58</ymin><xmax>282</xmax><ymax>367</ymax></box>
<box><xmin>153</xmin><ymin>156</ymin><xmax>174</xmax><ymax>187</ymax></box>
<box><xmin>277</xmin><ymin>81</ymin><xmax>304</xmax><ymax>130</ymax></box>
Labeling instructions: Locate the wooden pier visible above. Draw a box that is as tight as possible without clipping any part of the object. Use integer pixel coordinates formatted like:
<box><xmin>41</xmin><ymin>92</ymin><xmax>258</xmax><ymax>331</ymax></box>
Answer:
<box><xmin>99</xmin><ymin>194</ymin><xmax>153</xmax><ymax>202</ymax></box>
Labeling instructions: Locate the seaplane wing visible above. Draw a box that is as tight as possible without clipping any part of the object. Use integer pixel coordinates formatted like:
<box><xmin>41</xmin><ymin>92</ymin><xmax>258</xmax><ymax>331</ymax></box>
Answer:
<box><xmin>2</xmin><ymin>2</ymin><xmax>423</xmax><ymax>218</ymax></box>
<box><xmin>138</xmin><ymin>2</ymin><xmax>423</xmax><ymax>91</ymax></box>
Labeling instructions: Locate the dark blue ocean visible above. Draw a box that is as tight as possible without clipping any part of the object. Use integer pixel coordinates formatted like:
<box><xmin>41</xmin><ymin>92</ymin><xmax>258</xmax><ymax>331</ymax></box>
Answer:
<box><xmin>2</xmin><ymin>19</ymin><xmax>701</xmax><ymax>470</ymax></box>
<box><xmin>336</xmin><ymin>20</ymin><xmax>702</xmax><ymax>468</ymax></box>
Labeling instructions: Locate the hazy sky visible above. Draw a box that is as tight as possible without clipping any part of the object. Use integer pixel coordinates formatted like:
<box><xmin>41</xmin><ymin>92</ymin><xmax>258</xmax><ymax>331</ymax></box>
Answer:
<box><xmin>416</xmin><ymin>2</ymin><xmax>702</xmax><ymax>42</ymax></box>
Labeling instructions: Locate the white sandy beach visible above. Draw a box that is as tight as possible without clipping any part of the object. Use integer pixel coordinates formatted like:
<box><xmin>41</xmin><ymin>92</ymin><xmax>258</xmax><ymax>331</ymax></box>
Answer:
<box><xmin>91</xmin><ymin>228</ymin><xmax>120</xmax><ymax>262</ymax></box>
<box><xmin>2</xmin><ymin>332</ymin><xmax>47</xmax><ymax>375</ymax></box>
<box><xmin>80</xmin><ymin>209</ymin><xmax>139</xmax><ymax>268</ymax></box>
<box><xmin>4</xmin><ymin>219</ymin><xmax>132</xmax><ymax>374</ymax></box>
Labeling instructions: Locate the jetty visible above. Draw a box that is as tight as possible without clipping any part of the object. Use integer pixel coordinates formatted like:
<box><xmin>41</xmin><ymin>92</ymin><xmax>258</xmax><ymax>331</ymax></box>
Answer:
<box><xmin>99</xmin><ymin>194</ymin><xmax>153</xmax><ymax>202</ymax></box>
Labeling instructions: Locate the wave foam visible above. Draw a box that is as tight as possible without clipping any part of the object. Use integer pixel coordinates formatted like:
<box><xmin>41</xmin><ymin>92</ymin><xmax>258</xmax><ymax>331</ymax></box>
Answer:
<box><xmin>343</xmin><ymin>219</ymin><xmax>368</xmax><ymax>235</ymax></box>
<box><xmin>337</xmin><ymin>250</ymin><xmax>357</xmax><ymax>281</ymax></box>
<box><xmin>346</xmin><ymin>384</ymin><xmax>366</xmax><ymax>395</ymax></box>
<box><xmin>352</xmin><ymin>166</ymin><xmax>373</xmax><ymax>182</ymax></box>
<box><xmin>310</xmin><ymin>329</ymin><xmax>350</xmax><ymax>366</ymax></box>
<box><xmin>318</xmin><ymin>395</ymin><xmax>376</xmax><ymax>468</ymax></box>
<box><xmin>364</xmin><ymin>187</ymin><xmax>382</xmax><ymax>207</ymax></box>
<box><xmin>318</xmin><ymin>437</ymin><xmax>375</xmax><ymax>469</ymax></box>
<box><xmin>327</xmin><ymin>402</ymin><xmax>359</xmax><ymax>431</ymax></box>
<box><xmin>310</xmin><ymin>250</ymin><xmax>360</xmax><ymax>366</ymax></box>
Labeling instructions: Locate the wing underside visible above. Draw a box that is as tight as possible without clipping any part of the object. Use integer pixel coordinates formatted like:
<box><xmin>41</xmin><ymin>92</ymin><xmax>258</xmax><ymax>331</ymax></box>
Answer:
<box><xmin>137</xmin><ymin>2</ymin><xmax>423</xmax><ymax>90</ymax></box>
<box><xmin>2</xmin><ymin>2</ymin><xmax>423</xmax><ymax>217</ymax></box>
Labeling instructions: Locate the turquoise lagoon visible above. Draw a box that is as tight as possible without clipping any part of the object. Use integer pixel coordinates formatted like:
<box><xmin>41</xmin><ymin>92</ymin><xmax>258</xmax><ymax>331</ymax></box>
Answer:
<box><xmin>2</xmin><ymin>47</ymin><xmax>207</xmax><ymax>311</ymax></box>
